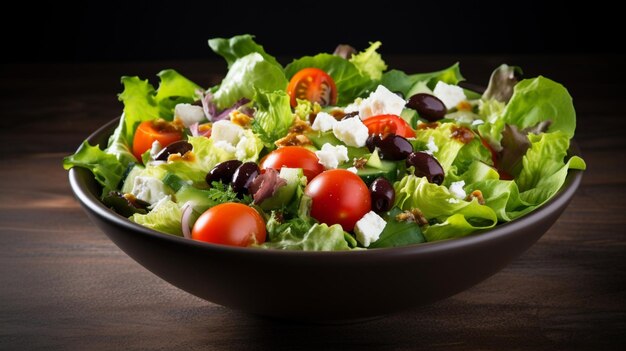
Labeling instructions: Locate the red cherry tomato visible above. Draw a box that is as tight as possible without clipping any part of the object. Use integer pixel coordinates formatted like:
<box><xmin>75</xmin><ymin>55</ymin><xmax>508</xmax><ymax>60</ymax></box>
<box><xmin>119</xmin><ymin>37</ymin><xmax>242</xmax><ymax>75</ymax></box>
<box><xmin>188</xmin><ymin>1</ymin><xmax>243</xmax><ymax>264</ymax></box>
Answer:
<box><xmin>132</xmin><ymin>119</ymin><xmax>183</xmax><ymax>160</ymax></box>
<box><xmin>260</xmin><ymin>146</ymin><xmax>325</xmax><ymax>182</ymax></box>
<box><xmin>191</xmin><ymin>203</ymin><xmax>266</xmax><ymax>247</ymax></box>
<box><xmin>362</xmin><ymin>114</ymin><xmax>416</xmax><ymax>138</ymax></box>
<box><xmin>304</xmin><ymin>169</ymin><xmax>371</xmax><ymax>231</ymax></box>
<box><xmin>287</xmin><ymin>68</ymin><xmax>338</xmax><ymax>107</ymax></box>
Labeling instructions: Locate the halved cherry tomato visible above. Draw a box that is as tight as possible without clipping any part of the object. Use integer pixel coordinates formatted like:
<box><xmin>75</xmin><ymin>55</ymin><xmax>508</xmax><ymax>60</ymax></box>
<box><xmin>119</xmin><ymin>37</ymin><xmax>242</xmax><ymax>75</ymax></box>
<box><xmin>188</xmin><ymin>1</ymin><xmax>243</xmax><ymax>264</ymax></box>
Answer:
<box><xmin>362</xmin><ymin>114</ymin><xmax>416</xmax><ymax>138</ymax></box>
<box><xmin>260</xmin><ymin>146</ymin><xmax>325</xmax><ymax>182</ymax></box>
<box><xmin>192</xmin><ymin>203</ymin><xmax>266</xmax><ymax>247</ymax></box>
<box><xmin>287</xmin><ymin>68</ymin><xmax>337</xmax><ymax>107</ymax></box>
<box><xmin>304</xmin><ymin>169</ymin><xmax>371</xmax><ymax>231</ymax></box>
<box><xmin>132</xmin><ymin>119</ymin><xmax>183</xmax><ymax>160</ymax></box>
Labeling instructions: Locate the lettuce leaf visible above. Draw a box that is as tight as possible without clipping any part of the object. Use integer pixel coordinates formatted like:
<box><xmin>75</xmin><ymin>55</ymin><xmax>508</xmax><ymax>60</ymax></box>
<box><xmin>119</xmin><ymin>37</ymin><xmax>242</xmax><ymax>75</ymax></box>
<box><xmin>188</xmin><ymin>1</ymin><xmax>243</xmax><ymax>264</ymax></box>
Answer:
<box><xmin>284</xmin><ymin>54</ymin><xmax>373</xmax><ymax>105</ymax></box>
<box><xmin>468</xmin><ymin>179</ymin><xmax>533</xmax><ymax>222</ymax></box>
<box><xmin>380</xmin><ymin>63</ymin><xmax>463</xmax><ymax>97</ymax></box>
<box><xmin>208</xmin><ymin>34</ymin><xmax>280</xmax><ymax>68</ymax></box>
<box><xmin>154</xmin><ymin>69</ymin><xmax>202</xmax><ymax>118</ymax></box>
<box><xmin>251</xmin><ymin>90</ymin><xmax>295</xmax><ymax>148</ymax></box>
<box><xmin>212</xmin><ymin>53</ymin><xmax>288</xmax><ymax>110</ymax></box>
<box><xmin>394</xmin><ymin>175</ymin><xmax>497</xmax><ymax>241</ymax></box>
<box><xmin>516</xmin><ymin>131</ymin><xmax>586</xmax><ymax>205</ymax></box>
<box><xmin>130</xmin><ymin>197</ymin><xmax>182</xmax><ymax>236</ymax></box>
<box><xmin>63</xmin><ymin>141</ymin><xmax>126</xmax><ymax>194</ymax></box>
<box><xmin>260</xmin><ymin>214</ymin><xmax>351</xmax><ymax>251</ymax></box>
<box><xmin>412</xmin><ymin>123</ymin><xmax>465</xmax><ymax>175</ymax></box>
<box><xmin>349</xmin><ymin>41</ymin><xmax>387</xmax><ymax>80</ymax></box>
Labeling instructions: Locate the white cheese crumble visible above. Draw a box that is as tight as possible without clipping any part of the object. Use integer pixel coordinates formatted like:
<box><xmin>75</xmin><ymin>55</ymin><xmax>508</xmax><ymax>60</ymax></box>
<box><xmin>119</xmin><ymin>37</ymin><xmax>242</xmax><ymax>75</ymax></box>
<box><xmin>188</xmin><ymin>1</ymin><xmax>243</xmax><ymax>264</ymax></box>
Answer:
<box><xmin>471</xmin><ymin>119</ymin><xmax>485</xmax><ymax>126</ymax></box>
<box><xmin>425</xmin><ymin>136</ymin><xmax>439</xmax><ymax>155</ymax></box>
<box><xmin>174</xmin><ymin>103</ymin><xmax>206</xmax><ymax>127</ymax></box>
<box><xmin>315</xmin><ymin>143</ymin><xmax>349</xmax><ymax>169</ymax></box>
<box><xmin>149</xmin><ymin>140</ymin><xmax>162</xmax><ymax>159</ymax></box>
<box><xmin>347</xmin><ymin>167</ymin><xmax>358</xmax><ymax>174</ymax></box>
<box><xmin>333</xmin><ymin>117</ymin><xmax>369</xmax><ymax>147</ymax></box>
<box><xmin>311</xmin><ymin>111</ymin><xmax>337</xmax><ymax>132</ymax></box>
<box><xmin>131</xmin><ymin>176</ymin><xmax>169</xmax><ymax>205</ymax></box>
<box><xmin>355</xmin><ymin>85</ymin><xmax>406</xmax><ymax>119</ymax></box>
<box><xmin>448</xmin><ymin>180</ymin><xmax>467</xmax><ymax>200</ymax></box>
<box><xmin>433</xmin><ymin>81</ymin><xmax>467</xmax><ymax>110</ymax></box>
<box><xmin>212</xmin><ymin>120</ymin><xmax>244</xmax><ymax>146</ymax></box>
<box><xmin>354</xmin><ymin>211</ymin><xmax>387</xmax><ymax>247</ymax></box>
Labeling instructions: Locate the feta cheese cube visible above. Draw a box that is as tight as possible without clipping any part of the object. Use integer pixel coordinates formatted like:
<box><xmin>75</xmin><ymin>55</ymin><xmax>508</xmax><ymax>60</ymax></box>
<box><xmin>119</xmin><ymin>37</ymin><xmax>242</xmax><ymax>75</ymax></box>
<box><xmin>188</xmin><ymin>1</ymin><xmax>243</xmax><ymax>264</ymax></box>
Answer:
<box><xmin>211</xmin><ymin>120</ymin><xmax>244</xmax><ymax>146</ymax></box>
<box><xmin>425</xmin><ymin>136</ymin><xmax>439</xmax><ymax>155</ymax></box>
<box><xmin>354</xmin><ymin>211</ymin><xmax>387</xmax><ymax>247</ymax></box>
<box><xmin>433</xmin><ymin>81</ymin><xmax>467</xmax><ymax>110</ymax></box>
<box><xmin>333</xmin><ymin>117</ymin><xmax>369</xmax><ymax>147</ymax></box>
<box><xmin>347</xmin><ymin>167</ymin><xmax>358</xmax><ymax>174</ymax></box>
<box><xmin>311</xmin><ymin>111</ymin><xmax>338</xmax><ymax>132</ymax></box>
<box><xmin>448</xmin><ymin>180</ymin><xmax>467</xmax><ymax>200</ymax></box>
<box><xmin>214</xmin><ymin>140</ymin><xmax>236</xmax><ymax>154</ymax></box>
<box><xmin>131</xmin><ymin>176</ymin><xmax>169</xmax><ymax>205</ymax></box>
<box><xmin>315</xmin><ymin>143</ymin><xmax>349</xmax><ymax>169</ymax></box>
<box><xmin>175</xmin><ymin>103</ymin><xmax>206</xmax><ymax>127</ymax></box>
<box><xmin>357</xmin><ymin>85</ymin><xmax>406</xmax><ymax>119</ymax></box>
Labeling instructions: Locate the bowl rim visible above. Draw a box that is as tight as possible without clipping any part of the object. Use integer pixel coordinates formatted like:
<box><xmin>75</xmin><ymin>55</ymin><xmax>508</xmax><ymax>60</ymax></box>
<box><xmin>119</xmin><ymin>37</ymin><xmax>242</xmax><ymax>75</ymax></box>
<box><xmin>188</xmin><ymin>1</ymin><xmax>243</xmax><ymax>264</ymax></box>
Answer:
<box><xmin>69</xmin><ymin>116</ymin><xmax>583</xmax><ymax>258</ymax></box>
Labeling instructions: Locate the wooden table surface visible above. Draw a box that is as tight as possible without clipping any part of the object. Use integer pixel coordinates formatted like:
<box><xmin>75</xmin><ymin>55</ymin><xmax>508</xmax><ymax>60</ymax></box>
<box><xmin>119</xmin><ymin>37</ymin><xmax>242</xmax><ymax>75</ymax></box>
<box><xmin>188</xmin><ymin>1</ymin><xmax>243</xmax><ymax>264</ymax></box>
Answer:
<box><xmin>1</xmin><ymin>55</ymin><xmax>624</xmax><ymax>350</ymax></box>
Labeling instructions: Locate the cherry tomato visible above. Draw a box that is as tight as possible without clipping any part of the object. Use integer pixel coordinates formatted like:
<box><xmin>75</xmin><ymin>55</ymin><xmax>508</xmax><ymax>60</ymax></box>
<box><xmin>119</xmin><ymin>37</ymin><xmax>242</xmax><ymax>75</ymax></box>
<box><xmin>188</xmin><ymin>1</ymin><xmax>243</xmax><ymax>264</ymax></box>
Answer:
<box><xmin>362</xmin><ymin>114</ymin><xmax>416</xmax><ymax>138</ymax></box>
<box><xmin>260</xmin><ymin>146</ymin><xmax>325</xmax><ymax>182</ymax></box>
<box><xmin>191</xmin><ymin>203</ymin><xmax>266</xmax><ymax>247</ymax></box>
<box><xmin>132</xmin><ymin>119</ymin><xmax>183</xmax><ymax>160</ymax></box>
<box><xmin>304</xmin><ymin>169</ymin><xmax>371</xmax><ymax>231</ymax></box>
<box><xmin>287</xmin><ymin>68</ymin><xmax>338</xmax><ymax>107</ymax></box>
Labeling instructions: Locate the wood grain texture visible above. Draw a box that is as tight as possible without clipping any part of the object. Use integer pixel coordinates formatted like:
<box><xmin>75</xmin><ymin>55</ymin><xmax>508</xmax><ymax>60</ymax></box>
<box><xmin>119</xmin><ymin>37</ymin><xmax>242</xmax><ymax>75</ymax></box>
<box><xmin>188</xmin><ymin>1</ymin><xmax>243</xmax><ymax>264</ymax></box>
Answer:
<box><xmin>1</xmin><ymin>56</ymin><xmax>624</xmax><ymax>350</ymax></box>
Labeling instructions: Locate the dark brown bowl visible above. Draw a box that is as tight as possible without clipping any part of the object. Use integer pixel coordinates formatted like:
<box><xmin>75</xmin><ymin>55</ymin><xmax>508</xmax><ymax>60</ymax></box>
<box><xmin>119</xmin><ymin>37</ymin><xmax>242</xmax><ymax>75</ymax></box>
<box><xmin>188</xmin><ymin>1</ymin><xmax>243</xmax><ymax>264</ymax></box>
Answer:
<box><xmin>68</xmin><ymin>117</ymin><xmax>583</xmax><ymax>322</ymax></box>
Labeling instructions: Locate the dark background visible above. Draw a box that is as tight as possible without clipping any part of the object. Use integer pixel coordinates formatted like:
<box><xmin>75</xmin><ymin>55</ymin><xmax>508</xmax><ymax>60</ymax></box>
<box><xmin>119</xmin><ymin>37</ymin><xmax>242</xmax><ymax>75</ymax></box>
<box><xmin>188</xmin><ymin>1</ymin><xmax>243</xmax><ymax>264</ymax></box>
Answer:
<box><xmin>4</xmin><ymin>0</ymin><xmax>622</xmax><ymax>63</ymax></box>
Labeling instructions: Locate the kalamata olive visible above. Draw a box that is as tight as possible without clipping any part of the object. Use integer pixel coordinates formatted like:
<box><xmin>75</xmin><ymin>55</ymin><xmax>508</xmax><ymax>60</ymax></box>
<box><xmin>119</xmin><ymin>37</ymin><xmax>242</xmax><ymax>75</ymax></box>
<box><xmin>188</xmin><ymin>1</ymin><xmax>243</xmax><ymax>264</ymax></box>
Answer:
<box><xmin>406</xmin><ymin>152</ymin><xmax>445</xmax><ymax>185</ymax></box>
<box><xmin>366</xmin><ymin>134</ymin><xmax>383</xmax><ymax>152</ymax></box>
<box><xmin>369</xmin><ymin>177</ymin><xmax>395</xmax><ymax>213</ymax></box>
<box><xmin>206</xmin><ymin>160</ymin><xmax>243</xmax><ymax>186</ymax></box>
<box><xmin>231</xmin><ymin>162</ymin><xmax>260</xmax><ymax>196</ymax></box>
<box><xmin>341</xmin><ymin>111</ymin><xmax>359</xmax><ymax>120</ymax></box>
<box><xmin>377</xmin><ymin>134</ymin><xmax>413</xmax><ymax>160</ymax></box>
<box><xmin>154</xmin><ymin>140</ymin><xmax>193</xmax><ymax>161</ymax></box>
<box><xmin>406</xmin><ymin>93</ymin><xmax>447</xmax><ymax>122</ymax></box>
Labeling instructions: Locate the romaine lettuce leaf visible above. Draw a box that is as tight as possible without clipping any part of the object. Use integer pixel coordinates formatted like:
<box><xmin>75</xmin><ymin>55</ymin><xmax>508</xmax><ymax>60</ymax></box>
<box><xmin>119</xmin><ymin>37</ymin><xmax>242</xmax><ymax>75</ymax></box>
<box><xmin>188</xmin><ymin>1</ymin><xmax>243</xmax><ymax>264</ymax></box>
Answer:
<box><xmin>251</xmin><ymin>90</ymin><xmax>295</xmax><ymax>148</ymax></box>
<box><xmin>212</xmin><ymin>53</ymin><xmax>288</xmax><ymax>110</ymax></box>
<box><xmin>208</xmin><ymin>34</ymin><xmax>280</xmax><ymax>68</ymax></box>
<box><xmin>349</xmin><ymin>41</ymin><xmax>387</xmax><ymax>80</ymax></box>
<box><xmin>130</xmin><ymin>197</ymin><xmax>182</xmax><ymax>236</ymax></box>
<box><xmin>284</xmin><ymin>54</ymin><xmax>373</xmax><ymax>105</ymax></box>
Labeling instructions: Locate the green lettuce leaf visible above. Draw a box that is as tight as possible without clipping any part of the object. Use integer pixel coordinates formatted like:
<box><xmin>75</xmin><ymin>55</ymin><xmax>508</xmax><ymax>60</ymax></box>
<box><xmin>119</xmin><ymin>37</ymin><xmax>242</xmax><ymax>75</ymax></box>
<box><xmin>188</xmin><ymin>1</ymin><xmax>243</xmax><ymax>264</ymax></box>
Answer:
<box><xmin>208</xmin><ymin>34</ymin><xmax>280</xmax><ymax>68</ymax></box>
<box><xmin>154</xmin><ymin>69</ymin><xmax>202</xmax><ymax>118</ymax></box>
<box><xmin>369</xmin><ymin>208</ymin><xmax>425</xmax><ymax>248</ymax></box>
<box><xmin>284</xmin><ymin>54</ymin><xmax>373</xmax><ymax>105</ymax></box>
<box><xmin>451</xmin><ymin>137</ymin><xmax>494</xmax><ymax>177</ymax></box>
<box><xmin>251</xmin><ymin>90</ymin><xmax>295</xmax><ymax>148</ymax></box>
<box><xmin>260</xmin><ymin>213</ymin><xmax>351</xmax><ymax>251</ymax></box>
<box><xmin>213</xmin><ymin>53</ymin><xmax>288</xmax><ymax>110</ymax></box>
<box><xmin>412</xmin><ymin>123</ymin><xmax>465</xmax><ymax>175</ymax></box>
<box><xmin>63</xmin><ymin>141</ymin><xmax>126</xmax><ymax>194</ymax></box>
<box><xmin>468</xmin><ymin>179</ymin><xmax>533</xmax><ymax>221</ymax></box>
<box><xmin>130</xmin><ymin>197</ymin><xmax>182</xmax><ymax>236</ymax></box>
<box><xmin>349</xmin><ymin>41</ymin><xmax>387</xmax><ymax>80</ymax></box>
<box><xmin>516</xmin><ymin>131</ymin><xmax>586</xmax><ymax>205</ymax></box>
<box><xmin>394</xmin><ymin>175</ymin><xmax>497</xmax><ymax>241</ymax></box>
<box><xmin>380</xmin><ymin>63</ymin><xmax>463</xmax><ymax>97</ymax></box>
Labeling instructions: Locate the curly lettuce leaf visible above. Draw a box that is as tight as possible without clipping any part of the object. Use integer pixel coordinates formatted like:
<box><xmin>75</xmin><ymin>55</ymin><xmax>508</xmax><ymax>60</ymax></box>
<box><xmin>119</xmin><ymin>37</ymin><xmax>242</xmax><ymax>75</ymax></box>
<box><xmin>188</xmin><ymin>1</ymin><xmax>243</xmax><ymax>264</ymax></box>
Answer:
<box><xmin>469</xmin><ymin>179</ymin><xmax>533</xmax><ymax>222</ymax></box>
<box><xmin>251</xmin><ymin>90</ymin><xmax>295</xmax><ymax>148</ymax></box>
<box><xmin>413</xmin><ymin>123</ymin><xmax>465</xmax><ymax>175</ymax></box>
<box><xmin>380</xmin><ymin>63</ymin><xmax>463</xmax><ymax>97</ymax></box>
<box><xmin>349</xmin><ymin>41</ymin><xmax>387</xmax><ymax>80</ymax></box>
<box><xmin>284</xmin><ymin>54</ymin><xmax>373</xmax><ymax>105</ymax></box>
<box><xmin>260</xmin><ymin>213</ymin><xmax>351</xmax><ymax>251</ymax></box>
<box><xmin>63</xmin><ymin>141</ymin><xmax>126</xmax><ymax>194</ymax></box>
<box><xmin>213</xmin><ymin>53</ymin><xmax>287</xmax><ymax>110</ymax></box>
<box><xmin>130</xmin><ymin>197</ymin><xmax>182</xmax><ymax>236</ymax></box>
<box><xmin>208</xmin><ymin>34</ymin><xmax>280</xmax><ymax>68</ymax></box>
<box><xmin>154</xmin><ymin>69</ymin><xmax>202</xmax><ymax>118</ymax></box>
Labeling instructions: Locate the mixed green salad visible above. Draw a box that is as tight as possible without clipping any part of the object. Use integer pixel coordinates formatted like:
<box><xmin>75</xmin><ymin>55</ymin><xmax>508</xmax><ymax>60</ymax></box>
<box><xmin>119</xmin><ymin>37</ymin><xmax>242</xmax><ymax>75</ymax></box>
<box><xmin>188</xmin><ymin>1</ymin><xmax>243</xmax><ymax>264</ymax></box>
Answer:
<box><xmin>64</xmin><ymin>35</ymin><xmax>586</xmax><ymax>250</ymax></box>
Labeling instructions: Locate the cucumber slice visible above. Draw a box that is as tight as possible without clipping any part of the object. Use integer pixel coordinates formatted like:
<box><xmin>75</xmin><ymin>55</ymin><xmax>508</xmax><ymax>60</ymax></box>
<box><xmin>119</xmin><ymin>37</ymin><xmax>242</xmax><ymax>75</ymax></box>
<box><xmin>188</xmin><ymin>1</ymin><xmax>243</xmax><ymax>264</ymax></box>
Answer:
<box><xmin>120</xmin><ymin>163</ymin><xmax>145</xmax><ymax>194</ymax></box>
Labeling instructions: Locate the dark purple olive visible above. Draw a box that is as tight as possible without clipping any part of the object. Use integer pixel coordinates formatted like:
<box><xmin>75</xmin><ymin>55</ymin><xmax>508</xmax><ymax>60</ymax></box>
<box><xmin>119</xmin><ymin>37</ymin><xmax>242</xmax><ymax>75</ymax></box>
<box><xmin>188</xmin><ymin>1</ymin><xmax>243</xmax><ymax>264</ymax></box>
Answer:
<box><xmin>206</xmin><ymin>160</ymin><xmax>243</xmax><ymax>186</ymax></box>
<box><xmin>155</xmin><ymin>140</ymin><xmax>192</xmax><ymax>161</ymax></box>
<box><xmin>231</xmin><ymin>162</ymin><xmax>260</xmax><ymax>196</ymax></box>
<box><xmin>406</xmin><ymin>152</ymin><xmax>445</xmax><ymax>185</ymax></box>
<box><xmin>377</xmin><ymin>134</ymin><xmax>413</xmax><ymax>160</ymax></box>
<box><xmin>341</xmin><ymin>111</ymin><xmax>359</xmax><ymax>120</ymax></box>
<box><xmin>370</xmin><ymin>178</ymin><xmax>395</xmax><ymax>213</ymax></box>
<box><xmin>366</xmin><ymin>134</ymin><xmax>383</xmax><ymax>152</ymax></box>
<box><xmin>406</xmin><ymin>93</ymin><xmax>447</xmax><ymax>122</ymax></box>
